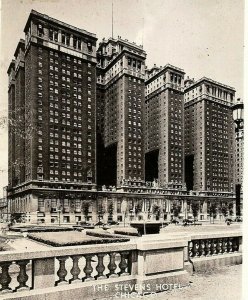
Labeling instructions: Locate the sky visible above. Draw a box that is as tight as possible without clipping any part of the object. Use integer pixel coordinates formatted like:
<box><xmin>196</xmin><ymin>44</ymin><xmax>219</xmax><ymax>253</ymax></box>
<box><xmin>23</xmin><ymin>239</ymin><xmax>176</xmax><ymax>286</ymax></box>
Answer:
<box><xmin>0</xmin><ymin>0</ymin><xmax>245</xmax><ymax>196</ymax></box>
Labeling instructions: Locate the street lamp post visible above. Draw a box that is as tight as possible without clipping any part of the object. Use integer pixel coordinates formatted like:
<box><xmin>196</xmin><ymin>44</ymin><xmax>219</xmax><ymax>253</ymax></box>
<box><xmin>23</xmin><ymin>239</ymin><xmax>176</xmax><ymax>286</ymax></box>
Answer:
<box><xmin>123</xmin><ymin>211</ymin><xmax>127</xmax><ymax>227</ymax></box>
<box><xmin>58</xmin><ymin>209</ymin><xmax>61</xmax><ymax>226</ymax></box>
<box><xmin>129</xmin><ymin>209</ymin><xmax>134</xmax><ymax>222</ymax></box>
<box><xmin>232</xmin><ymin>98</ymin><xmax>244</xmax><ymax>217</ymax></box>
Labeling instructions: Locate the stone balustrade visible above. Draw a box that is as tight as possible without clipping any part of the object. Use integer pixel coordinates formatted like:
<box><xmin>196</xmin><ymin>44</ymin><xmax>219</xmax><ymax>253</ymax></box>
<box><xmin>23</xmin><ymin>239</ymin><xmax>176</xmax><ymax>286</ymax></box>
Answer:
<box><xmin>0</xmin><ymin>242</ymin><xmax>136</xmax><ymax>295</ymax></box>
<box><xmin>0</xmin><ymin>231</ymin><xmax>242</xmax><ymax>300</ymax></box>
<box><xmin>189</xmin><ymin>237</ymin><xmax>240</xmax><ymax>258</ymax></box>
<box><xmin>188</xmin><ymin>232</ymin><xmax>242</xmax><ymax>259</ymax></box>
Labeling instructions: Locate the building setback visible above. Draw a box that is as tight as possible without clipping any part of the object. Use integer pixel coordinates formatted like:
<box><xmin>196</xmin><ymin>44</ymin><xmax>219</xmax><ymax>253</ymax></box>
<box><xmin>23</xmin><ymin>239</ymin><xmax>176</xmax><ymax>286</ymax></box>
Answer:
<box><xmin>184</xmin><ymin>77</ymin><xmax>235</xmax><ymax>194</ymax></box>
<box><xmin>145</xmin><ymin>64</ymin><xmax>185</xmax><ymax>190</ymax></box>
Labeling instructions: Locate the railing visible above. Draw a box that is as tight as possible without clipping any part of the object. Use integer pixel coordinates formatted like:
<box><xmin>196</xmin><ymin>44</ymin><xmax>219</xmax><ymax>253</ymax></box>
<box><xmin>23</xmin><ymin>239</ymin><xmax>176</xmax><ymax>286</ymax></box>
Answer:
<box><xmin>0</xmin><ymin>232</ymin><xmax>242</xmax><ymax>298</ymax></box>
<box><xmin>189</xmin><ymin>237</ymin><xmax>239</xmax><ymax>257</ymax></box>
<box><xmin>188</xmin><ymin>233</ymin><xmax>241</xmax><ymax>258</ymax></box>
<box><xmin>0</xmin><ymin>242</ymin><xmax>135</xmax><ymax>295</ymax></box>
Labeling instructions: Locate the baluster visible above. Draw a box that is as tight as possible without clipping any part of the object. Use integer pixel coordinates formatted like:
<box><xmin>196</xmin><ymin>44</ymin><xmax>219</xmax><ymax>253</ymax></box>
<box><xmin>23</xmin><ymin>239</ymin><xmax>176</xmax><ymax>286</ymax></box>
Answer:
<box><xmin>55</xmin><ymin>257</ymin><xmax>68</xmax><ymax>286</ymax></box>
<box><xmin>216</xmin><ymin>239</ymin><xmax>221</xmax><ymax>255</ymax></box>
<box><xmin>188</xmin><ymin>241</ymin><xmax>193</xmax><ymax>258</ymax></box>
<box><xmin>107</xmin><ymin>252</ymin><xmax>118</xmax><ymax>278</ymax></box>
<box><xmin>222</xmin><ymin>238</ymin><xmax>227</xmax><ymax>254</ymax></box>
<box><xmin>219</xmin><ymin>239</ymin><xmax>223</xmax><ymax>254</ymax></box>
<box><xmin>227</xmin><ymin>238</ymin><xmax>233</xmax><ymax>253</ymax></box>
<box><xmin>198</xmin><ymin>240</ymin><xmax>203</xmax><ymax>257</ymax></box>
<box><xmin>83</xmin><ymin>255</ymin><xmax>94</xmax><ymax>282</ymax></box>
<box><xmin>204</xmin><ymin>240</ymin><xmax>210</xmax><ymax>257</ymax></box>
<box><xmin>192</xmin><ymin>240</ymin><xmax>198</xmax><ymax>257</ymax></box>
<box><xmin>236</xmin><ymin>238</ymin><xmax>240</xmax><ymax>252</ymax></box>
<box><xmin>0</xmin><ymin>262</ymin><xmax>12</xmax><ymax>294</ymax></box>
<box><xmin>69</xmin><ymin>255</ymin><xmax>81</xmax><ymax>284</ymax></box>
<box><xmin>119</xmin><ymin>251</ymin><xmax>129</xmax><ymax>276</ymax></box>
<box><xmin>232</xmin><ymin>238</ymin><xmax>238</xmax><ymax>252</ymax></box>
<box><xmin>95</xmin><ymin>253</ymin><xmax>106</xmax><ymax>280</ymax></box>
<box><xmin>202</xmin><ymin>240</ymin><xmax>207</xmax><ymax>256</ymax></box>
<box><xmin>15</xmin><ymin>260</ymin><xmax>30</xmax><ymax>291</ymax></box>
<box><xmin>200</xmin><ymin>240</ymin><xmax>206</xmax><ymax>257</ymax></box>
<box><xmin>210</xmin><ymin>239</ymin><xmax>216</xmax><ymax>255</ymax></box>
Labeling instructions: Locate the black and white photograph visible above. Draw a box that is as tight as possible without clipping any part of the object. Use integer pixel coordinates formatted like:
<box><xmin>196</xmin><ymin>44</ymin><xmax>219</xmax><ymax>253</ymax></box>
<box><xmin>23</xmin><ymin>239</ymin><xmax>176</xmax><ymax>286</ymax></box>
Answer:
<box><xmin>0</xmin><ymin>0</ymin><xmax>245</xmax><ymax>299</ymax></box>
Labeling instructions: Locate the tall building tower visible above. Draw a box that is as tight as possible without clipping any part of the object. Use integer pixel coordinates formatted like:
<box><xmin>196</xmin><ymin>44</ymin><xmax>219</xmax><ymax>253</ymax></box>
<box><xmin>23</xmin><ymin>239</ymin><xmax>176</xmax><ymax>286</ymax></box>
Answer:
<box><xmin>96</xmin><ymin>37</ymin><xmax>146</xmax><ymax>187</ymax></box>
<box><xmin>8</xmin><ymin>39</ymin><xmax>26</xmax><ymax>188</ymax></box>
<box><xmin>145</xmin><ymin>64</ymin><xmax>185</xmax><ymax>189</ymax></box>
<box><xmin>184</xmin><ymin>77</ymin><xmax>235</xmax><ymax>194</ymax></box>
<box><xmin>8</xmin><ymin>10</ymin><xmax>98</xmax><ymax>222</ymax></box>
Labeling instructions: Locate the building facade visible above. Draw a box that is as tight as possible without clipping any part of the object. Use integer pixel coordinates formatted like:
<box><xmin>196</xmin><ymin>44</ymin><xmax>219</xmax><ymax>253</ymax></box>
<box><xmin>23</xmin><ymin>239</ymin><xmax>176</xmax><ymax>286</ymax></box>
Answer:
<box><xmin>96</xmin><ymin>37</ymin><xmax>146</xmax><ymax>187</ymax></box>
<box><xmin>145</xmin><ymin>64</ymin><xmax>185</xmax><ymax>190</ymax></box>
<box><xmin>7</xmin><ymin>11</ymin><xmax>237</xmax><ymax>224</ymax></box>
<box><xmin>8</xmin><ymin>10</ymin><xmax>98</xmax><ymax>222</ymax></box>
<box><xmin>184</xmin><ymin>77</ymin><xmax>235</xmax><ymax>195</ymax></box>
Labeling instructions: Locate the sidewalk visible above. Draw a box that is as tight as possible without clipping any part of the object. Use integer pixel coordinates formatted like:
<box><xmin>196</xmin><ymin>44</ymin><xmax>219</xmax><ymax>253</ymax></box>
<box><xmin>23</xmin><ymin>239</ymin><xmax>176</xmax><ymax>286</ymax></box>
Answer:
<box><xmin>155</xmin><ymin>265</ymin><xmax>241</xmax><ymax>300</ymax></box>
<box><xmin>131</xmin><ymin>265</ymin><xmax>242</xmax><ymax>300</ymax></box>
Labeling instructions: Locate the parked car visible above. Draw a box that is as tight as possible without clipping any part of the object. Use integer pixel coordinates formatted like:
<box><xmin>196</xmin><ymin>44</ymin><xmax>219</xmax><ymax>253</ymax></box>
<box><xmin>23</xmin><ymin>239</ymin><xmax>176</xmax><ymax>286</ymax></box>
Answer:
<box><xmin>161</xmin><ymin>222</ymin><xmax>169</xmax><ymax>228</ymax></box>
<box><xmin>94</xmin><ymin>221</ymin><xmax>106</xmax><ymax>227</ymax></box>
<box><xmin>79</xmin><ymin>222</ymin><xmax>95</xmax><ymax>229</ymax></box>
<box><xmin>234</xmin><ymin>217</ymin><xmax>242</xmax><ymax>222</ymax></box>
<box><xmin>107</xmin><ymin>220</ymin><xmax>119</xmax><ymax>225</ymax></box>
<box><xmin>171</xmin><ymin>219</ymin><xmax>179</xmax><ymax>225</ymax></box>
<box><xmin>72</xmin><ymin>225</ymin><xmax>85</xmax><ymax>231</ymax></box>
<box><xmin>225</xmin><ymin>218</ymin><xmax>233</xmax><ymax>223</ymax></box>
<box><xmin>102</xmin><ymin>224</ymin><xmax>111</xmax><ymax>230</ymax></box>
<box><xmin>183</xmin><ymin>219</ymin><xmax>194</xmax><ymax>224</ymax></box>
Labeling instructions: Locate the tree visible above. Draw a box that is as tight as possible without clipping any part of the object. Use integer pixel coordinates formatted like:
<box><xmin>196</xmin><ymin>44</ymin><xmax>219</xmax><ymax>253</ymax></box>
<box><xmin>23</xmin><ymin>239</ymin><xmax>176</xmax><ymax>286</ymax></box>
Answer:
<box><xmin>191</xmin><ymin>201</ymin><xmax>200</xmax><ymax>223</ymax></box>
<box><xmin>152</xmin><ymin>203</ymin><xmax>162</xmax><ymax>220</ymax></box>
<box><xmin>82</xmin><ymin>200</ymin><xmax>91</xmax><ymax>221</ymax></box>
<box><xmin>209</xmin><ymin>203</ymin><xmax>218</xmax><ymax>224</ymax></box>
<box><xmin>228</xmin><ymin>202</ymin><xmax>234</xmax><ymax>216</ymax></box>
<box><xmin>134</xmin><ymin>200</ymin><xmax>143</xmax><ymax>217</ymax></box>
<box><xmin>220</xmin><ymin>204</ymin><xmax>228</xmax><ymax>218</ymax></box>
<box><xmin>172</xmin><ymin>201</ymin><xmax>181</xmax><ymax>219</ymax></box>
<box><xmin>108</xmin><ymin>201</ymin><xmax>114</xmax><ymax>220</ymax></box>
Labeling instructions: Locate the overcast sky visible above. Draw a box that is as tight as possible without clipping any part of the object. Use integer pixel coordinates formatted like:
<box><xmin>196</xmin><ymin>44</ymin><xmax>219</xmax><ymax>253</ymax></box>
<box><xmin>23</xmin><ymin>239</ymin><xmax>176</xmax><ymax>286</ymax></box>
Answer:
<box><xmin>0</xmin><ymin>0</ymin><xmax>245</xmax><ymax>195</ymax></box>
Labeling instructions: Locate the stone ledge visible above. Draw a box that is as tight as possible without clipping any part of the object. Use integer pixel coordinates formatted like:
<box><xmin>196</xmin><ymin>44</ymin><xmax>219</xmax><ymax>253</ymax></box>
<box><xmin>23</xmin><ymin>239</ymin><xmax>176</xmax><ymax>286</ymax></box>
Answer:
<box><xmin>191</xmin><ymin>252</ymin><xmax>242</xmax><ymax>273</ymax></box>
<box><xmin>136</xmin><ymin>239</ymin><xmax>188</xmax><ymax>251</ymax></box>
<box><xmin>189</xmin><ymin>231</ymin><xmax>242</xmax><ymax>240</ymax></box>
<box><xmin>0</xmin><ymin>240</ymin><xmax>137</xmax><ymax>262</ymax></box>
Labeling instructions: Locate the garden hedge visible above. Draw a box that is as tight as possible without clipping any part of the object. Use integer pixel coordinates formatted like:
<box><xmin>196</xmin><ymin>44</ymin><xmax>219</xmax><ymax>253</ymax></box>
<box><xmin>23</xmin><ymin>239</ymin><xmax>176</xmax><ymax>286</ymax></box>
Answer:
<box><xmin>27</xmin><ymin>231</ymin><xmax>129</xmax><ymax>247</ymax></box>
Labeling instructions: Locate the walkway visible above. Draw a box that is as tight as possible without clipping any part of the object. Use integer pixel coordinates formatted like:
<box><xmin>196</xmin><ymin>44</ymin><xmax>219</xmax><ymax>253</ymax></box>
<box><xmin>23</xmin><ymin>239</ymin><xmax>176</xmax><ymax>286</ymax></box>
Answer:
<box><xmin>153</xmin><ymin>265</ymin><xmax>242</xmax><ymax>300</ymax></box>
<box><xmin>109</xmin><ymin>265</ymin><xmax>242</xmax><ymax>300</ymax></box>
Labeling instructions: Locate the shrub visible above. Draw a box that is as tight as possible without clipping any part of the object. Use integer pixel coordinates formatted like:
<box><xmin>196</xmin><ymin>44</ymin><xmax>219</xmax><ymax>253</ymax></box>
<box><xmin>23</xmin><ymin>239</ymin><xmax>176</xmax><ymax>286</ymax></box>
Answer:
<box><xmin>86</xmin><ymin>229</ymin><xmax>130</xmax><ymax>241</ymax></box>
<box><xmin>28</xmin><ymin>231</ymin><xmax>129</xmax><ymax>247</ymax></box>
<box><xmin>114</xmin><ymin>228</ymin><xmax>139</xmax><ymax>237</ymax></box>
<box><xmin>10</xmin><ymin>226</ymin><xmax>73</xmax><ymax>233</ymax></box>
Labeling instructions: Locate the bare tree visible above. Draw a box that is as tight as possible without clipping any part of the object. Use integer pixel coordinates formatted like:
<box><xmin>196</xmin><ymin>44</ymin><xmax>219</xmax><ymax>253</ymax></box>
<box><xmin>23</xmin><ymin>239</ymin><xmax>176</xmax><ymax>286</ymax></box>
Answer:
<box><xmin>191</xmin><ymin>201</ymin><xmax>200</xmax><ymax>223</ymax></box>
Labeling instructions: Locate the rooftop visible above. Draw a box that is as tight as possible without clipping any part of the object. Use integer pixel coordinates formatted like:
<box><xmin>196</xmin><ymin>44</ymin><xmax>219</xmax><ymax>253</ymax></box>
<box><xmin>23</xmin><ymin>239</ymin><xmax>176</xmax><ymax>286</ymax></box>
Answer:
<box><xmin>184</xmin><ymin>76</ymin><xmax>235</xmax><ymax>92</ymax></box>
<box><xmin>24</xmin><ymin>10</ymin><xmax>97</xmax><ymax>40</ymax></box>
